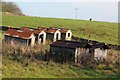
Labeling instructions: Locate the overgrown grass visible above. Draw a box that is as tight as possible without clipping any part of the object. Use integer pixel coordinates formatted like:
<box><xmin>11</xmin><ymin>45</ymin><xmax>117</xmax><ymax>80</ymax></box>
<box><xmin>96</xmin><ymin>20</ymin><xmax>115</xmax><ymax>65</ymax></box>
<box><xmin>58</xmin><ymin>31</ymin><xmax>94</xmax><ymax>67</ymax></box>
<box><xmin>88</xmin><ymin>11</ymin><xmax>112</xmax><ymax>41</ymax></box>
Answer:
<box><xmin>1</xmin><ymin>15</ymin><xmax>119</xmax><ymax>78</ymax></box>
<box><xmin>2</xmin><ymin>55</ymin><xmax>118</xmax><ymax>78</ymax></box>
<box><xmin>2</xmin><ymin>42</ymin><xmax>119</xmax><ymax>78</ymax></box>
<box><xmin>0</xmin><ymin>31</ymin><xmax>4</xmax><ymax>39</ymax></box>
<box><xmin>2</xmin><ymin>15</ymin><xmax>118</xmax><ymax>45</ymax></box>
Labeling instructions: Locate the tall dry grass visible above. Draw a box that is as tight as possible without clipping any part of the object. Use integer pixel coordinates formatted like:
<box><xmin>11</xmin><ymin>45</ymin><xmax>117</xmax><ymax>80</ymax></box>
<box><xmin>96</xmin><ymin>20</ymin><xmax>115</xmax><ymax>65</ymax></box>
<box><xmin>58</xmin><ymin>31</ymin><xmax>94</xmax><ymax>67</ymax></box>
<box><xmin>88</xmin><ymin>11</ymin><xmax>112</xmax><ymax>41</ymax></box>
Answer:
<box><xmin>2</xmin><ymin>41</ymin><xmax>50</xmax><ymax>64</ymax></box>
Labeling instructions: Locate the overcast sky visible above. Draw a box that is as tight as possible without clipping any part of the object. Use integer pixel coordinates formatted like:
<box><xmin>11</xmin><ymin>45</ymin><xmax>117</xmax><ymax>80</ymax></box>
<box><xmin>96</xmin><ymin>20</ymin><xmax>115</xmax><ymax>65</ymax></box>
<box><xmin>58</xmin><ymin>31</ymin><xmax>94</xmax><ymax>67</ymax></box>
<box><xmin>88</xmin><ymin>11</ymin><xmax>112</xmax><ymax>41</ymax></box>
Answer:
<box><xmin>3</xmin><ymin>0</ymin><xmax>119</xmax><ymax>23</ymax></box>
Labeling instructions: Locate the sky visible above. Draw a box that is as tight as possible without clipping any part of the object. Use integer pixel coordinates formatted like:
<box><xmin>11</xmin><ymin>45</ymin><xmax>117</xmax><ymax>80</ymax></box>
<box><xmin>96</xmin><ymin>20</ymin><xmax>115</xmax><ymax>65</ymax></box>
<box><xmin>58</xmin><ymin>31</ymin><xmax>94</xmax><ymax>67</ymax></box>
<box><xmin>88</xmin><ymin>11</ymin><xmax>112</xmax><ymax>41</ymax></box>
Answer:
<box><xmin>3</xmin><ymin>0</ymin><xmax>119</xmax><ymax>23</ymax></box>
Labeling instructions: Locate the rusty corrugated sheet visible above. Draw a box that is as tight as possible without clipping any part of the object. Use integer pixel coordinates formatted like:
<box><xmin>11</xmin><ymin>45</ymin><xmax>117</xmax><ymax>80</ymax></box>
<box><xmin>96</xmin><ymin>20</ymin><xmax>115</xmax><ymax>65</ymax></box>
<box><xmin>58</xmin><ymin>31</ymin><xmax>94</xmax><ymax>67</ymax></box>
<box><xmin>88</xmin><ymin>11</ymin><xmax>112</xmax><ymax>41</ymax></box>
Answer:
<box><xmin>19</xmin><ymin>31</ymin><xmax>33</xmax><ymax>39</ymax></box>
<box><xmin>5</xmin><ymin>29</ymin><xmax>33</xmax><ymax>39</ymax></box>
<box><xmin>45</xmin><ymin>28</ymin><xmax>58</xmax><ymax>33</ymax></box>
<box><xmin>5</xmin><ymin>29</ymin><xmax>17</xmax><ymax>36</ymax></box>
<box><xmin>21</xmin><ymin>27</ymin><xmax>46</xmax><ymax>34</ymax></box>
<box><xmin>60</xmin><ymin>28</ymin><xmax>69</xmax><ymax>33</ymax></box>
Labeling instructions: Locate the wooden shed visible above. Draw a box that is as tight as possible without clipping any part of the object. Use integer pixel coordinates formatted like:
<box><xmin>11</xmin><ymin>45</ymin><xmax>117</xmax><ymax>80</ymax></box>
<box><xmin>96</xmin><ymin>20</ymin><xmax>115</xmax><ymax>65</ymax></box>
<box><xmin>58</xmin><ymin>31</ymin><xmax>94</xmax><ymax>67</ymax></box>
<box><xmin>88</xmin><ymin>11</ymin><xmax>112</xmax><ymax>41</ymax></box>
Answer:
<box><xmin>32</xmin><ymin>29</ymin><xmax>46</xmax><ymax>45</ymax></box>
<box><xmin>45</xmin><ymin>28</ymin><xmax>61</xmax><ymax>42</ymax></box>
<box><xmin>4</xmin><ymin>29</ymin><xmax>35</xmax><ymax>46</ymax></box>
<box><xmin>21</xmin><ymin>27</ymin><xmax>46</xmax><ymax>45</ymax></box>
<box><xmin>50</xmin><ymin>40</ymin><xmax>93</xmax><ymax>63</ymax></box>
<box><xmin>60</xmin><ymin>28</ymin><xmax>72</xmax><ymax>40</ymax></box>
<box><xmin>92</xmin><ymin>43</ymin><xmax>109</xmax><ymax>61</ymax></box>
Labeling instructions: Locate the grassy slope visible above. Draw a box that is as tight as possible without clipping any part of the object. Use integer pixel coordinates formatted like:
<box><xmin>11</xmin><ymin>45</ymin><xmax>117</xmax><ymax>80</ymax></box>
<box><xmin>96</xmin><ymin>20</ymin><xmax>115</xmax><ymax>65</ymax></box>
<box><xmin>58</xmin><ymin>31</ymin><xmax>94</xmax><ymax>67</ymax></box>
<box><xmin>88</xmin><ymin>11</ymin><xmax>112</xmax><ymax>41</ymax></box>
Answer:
<box><xmin>0</xmin><ymin>31</ymin><xmax>4</xmax><ymax>39</ymax></box>
<box><xmin>1</xmin><ymin>15</ymin><xmax>119</xmax><ymax>78</ymax></box>
<box><xmin>2</xmin><ymin>15</ymin><xmax>118</xmax><ymax>45</ymax></box>
<box><xmin>2</xmin><ymin>55</ymin><xmax>117</xmax><ymax>78</ymax></box>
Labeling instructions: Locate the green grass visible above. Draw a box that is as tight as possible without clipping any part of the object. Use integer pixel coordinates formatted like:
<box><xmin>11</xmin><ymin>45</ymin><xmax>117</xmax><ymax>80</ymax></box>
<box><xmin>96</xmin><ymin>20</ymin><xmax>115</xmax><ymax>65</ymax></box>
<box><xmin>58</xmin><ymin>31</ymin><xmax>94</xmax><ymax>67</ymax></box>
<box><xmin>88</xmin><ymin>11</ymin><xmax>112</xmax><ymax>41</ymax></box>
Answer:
<box><xmin>1</xmin><ymin>15</ymin><xmax>119</xmax><ymax>78</ymax></box>
<box><xmin>0</xmin><ymin>31</ymin><xmax>4</xmax><ymax>39</ymax></box>
<box><xmin>2</xmin><ymin>15</ymin><xmax>118</xmax><ymax>45</ymax></box>
<box><xmin>2</xmin><ymin>55</ymin><xmax>118</xmax><ymax>78</ymax></box>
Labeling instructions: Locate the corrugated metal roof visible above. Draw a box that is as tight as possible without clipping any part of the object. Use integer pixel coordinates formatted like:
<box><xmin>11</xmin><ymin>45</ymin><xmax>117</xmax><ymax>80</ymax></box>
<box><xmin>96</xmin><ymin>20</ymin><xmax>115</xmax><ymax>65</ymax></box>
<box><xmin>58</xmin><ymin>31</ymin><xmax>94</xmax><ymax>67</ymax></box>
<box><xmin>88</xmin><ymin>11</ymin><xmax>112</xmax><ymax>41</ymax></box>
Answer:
<box><xmin>21</xmin><ymin>27</ymin><xmax>71</xmax><ymax>34</ymax></box>
<box><xmin>45</xmin><ymin>28</ymin><xmax>58</xmax><ymax>34</ymax></box>
<box><xmin>5</xmin><ymin>29</ymin><xmax>33</xmax><ymax>39</ymax></box>
<box><xmin>5</xmin><ymin>27</ymin><xmax>71</xmax><ymax>39</ymax></box>
<box><xmin>50</xmin><ymin>40</ymin><xmax>91</xmax><ymax>49</ymax></box>
<box><xmin>18</xmin><ymin>31</ymin><xmax>33</xmax><ymax>39</ymax></box>
<box><xmin>32</xmin><ymin>29</ymin><xmax>44</xmax><ymax>34</ymax></box>
<box><xmin>92</xmin><ymin>43</ymin><xmax>109</xmax><ymax>49</ymax></box>
<box><xmin>5</xmin><ymin>29</ymin><xmax>17</xmax><ymax>36</ymax></box>
<box><xmin>21</xmin><ymin>27</ymin><xmax>30</xmax><ymax>31</ymax></box>
<box><xmin>12</xmin><ymin>31</ymin><xmax>21</xmax><ymax>37</ymax></box>
<box><xmin>21</xmin><ymin>27</ymin><xmax>46</xmax><ymax>34</ymax></box>
<box><xmin>60</xmin><ymin>28</ymin><xmax>70</xmax><ymax>33</ymax></box>
<box><xmin>46</xmin><ymin>27</ymin><xmax>70</xmax><ymax>33</ymax></box>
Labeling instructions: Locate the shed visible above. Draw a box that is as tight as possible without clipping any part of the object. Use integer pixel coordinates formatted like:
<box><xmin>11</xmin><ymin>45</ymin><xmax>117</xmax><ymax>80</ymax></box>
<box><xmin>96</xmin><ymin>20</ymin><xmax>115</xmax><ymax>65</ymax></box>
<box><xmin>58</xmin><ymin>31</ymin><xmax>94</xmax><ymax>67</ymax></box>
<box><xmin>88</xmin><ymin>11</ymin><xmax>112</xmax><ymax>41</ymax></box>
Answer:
<box><xmin>92</xmin><ymin>43</ymin><xmax>109</xmax><ymax>60</ymax></box>
<box><xmin>50</xmin><ymin>40</ymin><xmax>93</xmax><ymax>63</ymax></box>
<box><xmin>60</xmin><ymin>28</ymin><xmax>72</xmax><ymax>40</ymax></box>
<box><xmin>32</xmin><ymin>29</ymin><xmax>46</xmax><ymax>45</ymax></box>
<box><xmin>45</xmin><ymin>28</ymin><xmax>61</xmax><ymax>42</ymax></box>
<box><xmin>21</xmin><ymin>27</ymin><xmax>46</xmax><ymax>45</ymax></box>
<box><xmin>4</xmin><ymin>29</ymin><xmax>35</xmax><ymax>46</ymax></box>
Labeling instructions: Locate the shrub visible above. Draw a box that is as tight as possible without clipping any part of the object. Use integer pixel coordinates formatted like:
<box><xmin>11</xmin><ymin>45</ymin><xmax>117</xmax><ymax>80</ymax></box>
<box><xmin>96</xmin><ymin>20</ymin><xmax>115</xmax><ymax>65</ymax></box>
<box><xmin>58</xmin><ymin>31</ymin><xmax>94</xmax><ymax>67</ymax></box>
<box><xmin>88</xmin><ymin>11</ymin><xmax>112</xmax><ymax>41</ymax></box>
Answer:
<box><xmin>1</xmin><ymin>1</ymin><xmax>24</xmax><ymax>16</ymax></box>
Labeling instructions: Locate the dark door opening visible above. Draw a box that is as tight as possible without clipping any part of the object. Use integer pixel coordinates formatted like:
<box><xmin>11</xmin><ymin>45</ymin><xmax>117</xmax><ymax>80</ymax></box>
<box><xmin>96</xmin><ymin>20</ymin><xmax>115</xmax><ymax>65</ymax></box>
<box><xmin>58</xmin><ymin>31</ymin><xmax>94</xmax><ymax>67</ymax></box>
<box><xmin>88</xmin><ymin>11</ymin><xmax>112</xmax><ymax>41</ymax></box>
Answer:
<box><xmin>39</xmin><ymin>34</ymin><xmax>44</xmax><ymax>43</ymax></box>
<box><xmin>35</xmin><ymin>34</ymin><xmax>38</xmax><ymax>43</ymax></box>
<box><xmin>28</xmin><ymin>39</ymin><xmax>31</xmax><ymax>45</ymax></box>
<box><xmin>68</xmin><ymin>33</ymin><xmax>70</xmax><ymax>37</ymax></box>
<box><xmin>56</xmin><ymin>33</ymin><xmax>59</xmax><ymax>40</ymax></box>
<box><xmin>61</xmin><ymin>33</ymin><xmax>66</xmax><ymax>40</ymax></box>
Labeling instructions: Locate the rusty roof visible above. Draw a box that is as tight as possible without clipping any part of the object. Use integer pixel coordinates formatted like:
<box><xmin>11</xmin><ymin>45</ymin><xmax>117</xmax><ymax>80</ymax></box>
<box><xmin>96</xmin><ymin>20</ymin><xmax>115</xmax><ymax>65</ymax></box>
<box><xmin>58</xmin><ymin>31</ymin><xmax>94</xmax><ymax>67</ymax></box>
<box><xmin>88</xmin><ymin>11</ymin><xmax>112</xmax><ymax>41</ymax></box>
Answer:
<box><xmin>5</xmin><ymin>29</ymin><xmax>17</xmax><ymax>36</ymax></box>
<box><xmin>32</xmin><ymin>29</ymin><xmax>45</xmax><ymax>34</ymax></box>
<box><xmin>21</xmin><ymin>27</ymin><xmax>46</xmax><ymax>34</ymax></box>
<box><xmin>60</xmin><ymin>28</ymin><xmax>70</xmax><ymax>33</ymax></box>
<box><xmin>5</xmin><ymin>29</ymin><xmax>34</xmax><ymax>39</ymax></box>
<box><xmin>21</xmin><ymin>27</ymin><xmax>31</xmax><ymax>31</ymax></box>
<box><xmin>45</xmin><ymin>28</ymin><xmax>59</xmax><ymax>34</ymax></box>
<box><xmin>18</xmin><ymin>31</ymin><xmax>33</xmax><ymax>39</ymax></box>
<box><xmin>47</xmin><ymin>27</ymin><xmax>70</xmax><ymax>33</ymax></box>
<box><xmin>21</xmin><ymin>27</ymin><xmax>71</xmax><ymax>34</ymax></box>
<box><xmin>50</xmin><ymin>40</ymin><xmax>91</xmax><ymax>49</ymax></box>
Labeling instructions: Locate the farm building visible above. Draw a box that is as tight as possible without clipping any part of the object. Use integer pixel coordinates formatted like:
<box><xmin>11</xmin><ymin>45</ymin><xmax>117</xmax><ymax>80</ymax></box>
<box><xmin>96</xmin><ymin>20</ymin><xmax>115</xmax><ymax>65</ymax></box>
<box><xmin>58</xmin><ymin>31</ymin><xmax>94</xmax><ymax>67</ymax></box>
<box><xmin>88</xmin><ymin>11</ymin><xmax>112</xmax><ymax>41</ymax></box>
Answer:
<box><xmin>4</xmin><ymin>29</ymin><xmax>35</xmax><ymax>46</ymax></box>
<box><xmin>50</xmin><ymin>40</ymin><xmax>94</xmax><ymax>63</ymax></box>
<box><xmin>21</xmin><ymin>27</ymin><xmax>72</xmax><ymax>42</ymax></box>
<box><xmin>45</xmin><ymin>28</ymin><xmax>61</xmax><ymax>42</ymax></box>
<box><xmin>32</xmin><ymin>29</ymin><xmax>46</xmax><ymax>45</ymax></box>
<box><xmin>92</xmin><ymin>43</ymin><xmax>109</xmax><ymax>61</ymax></box>
<box><xmin>21</xmin><ymin>27</ymin><xmax>46</xmax><ymax>45</ymax></box>
<box><xmin>59</xmin><ymin>28</ymin><xmax>72</xmax><ymax>40</ymax></box>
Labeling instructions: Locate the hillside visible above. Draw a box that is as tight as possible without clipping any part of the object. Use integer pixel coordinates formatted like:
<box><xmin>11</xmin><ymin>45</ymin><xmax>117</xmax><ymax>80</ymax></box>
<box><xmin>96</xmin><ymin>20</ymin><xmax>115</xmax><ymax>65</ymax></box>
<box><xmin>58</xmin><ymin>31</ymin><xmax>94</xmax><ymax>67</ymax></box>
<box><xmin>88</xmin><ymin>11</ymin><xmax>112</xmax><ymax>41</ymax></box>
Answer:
<box><xmin>1</xmin><ymin>15</ymin><xmax>118</xmax><ymax>45</ymax></box>
<box><xmin>1</xmin><ymin>15</ymin><xmax>120</xmax><ymax>78</ymax></box>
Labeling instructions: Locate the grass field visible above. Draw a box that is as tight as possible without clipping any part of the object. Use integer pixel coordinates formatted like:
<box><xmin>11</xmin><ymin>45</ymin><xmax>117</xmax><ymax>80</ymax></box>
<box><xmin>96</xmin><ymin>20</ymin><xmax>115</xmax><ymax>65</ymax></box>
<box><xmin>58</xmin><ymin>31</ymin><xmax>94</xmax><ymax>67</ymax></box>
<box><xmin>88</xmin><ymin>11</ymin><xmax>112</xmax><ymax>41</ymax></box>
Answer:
<box><xmin>1</xmin><ymin>15</ymin><xmax>118</xmax><ymax>45</ymax></box>
<box><xmin>2</xmin><ymin>42</ymin><xmax>119</xmax><ymax>78</ymax></box>
<box><xmin>0</xmin><ymin>31</ymin><xmax>4</xmax><ymax>39</ymax></box>
<box><xmin>1</xmin><ymin>15</ymin><xmax>119</xmax><ymax>78</ymax></box>
<box><xmin>2</xmin><ymin>55</ymin><xmax>118</xmax><ymax>78</ymax></box>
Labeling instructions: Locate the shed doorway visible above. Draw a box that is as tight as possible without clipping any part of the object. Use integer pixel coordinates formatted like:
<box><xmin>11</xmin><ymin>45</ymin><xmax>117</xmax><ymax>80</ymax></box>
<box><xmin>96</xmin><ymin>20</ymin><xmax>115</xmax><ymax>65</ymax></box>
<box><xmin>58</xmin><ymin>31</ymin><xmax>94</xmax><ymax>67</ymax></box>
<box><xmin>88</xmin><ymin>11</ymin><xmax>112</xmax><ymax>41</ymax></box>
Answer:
<box><xmin>39</xmin><ymin>34</ymin><xmax>44</xmax><ymax>44</ymax></box>
<box><xmin>28</xmin><ymin>39</ymin><xmax>31</xmax><ymax>45</ymax></box>
<box><xmin>56</xmin><ymin>33</ymin><xmax>59</xmax><ymax>41</ymax></box>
